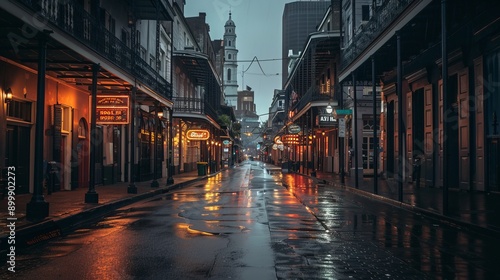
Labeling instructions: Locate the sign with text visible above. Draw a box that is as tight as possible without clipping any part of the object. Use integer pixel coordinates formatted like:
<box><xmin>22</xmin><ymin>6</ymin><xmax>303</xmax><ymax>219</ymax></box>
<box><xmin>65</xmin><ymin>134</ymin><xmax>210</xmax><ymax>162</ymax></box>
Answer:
<box><xmin>96</xmin><ymin>95</ymin><xmax>130</xmax><ymax>124</ymax></box>
<box><xmin>288</xmin><ymin>124</ymin><xmax>301</xmax><ymax>134</ymax></box>
<box><xmin>339</xmin><ymin>118</ymin><xmax>346</xmax><ymax>137</ymax></box>
<box><xmin>186</xmin><ymin>129</ymin><xmax>210</xmax><ymax>140</ymax></box>
<box><xmin>317</xmin><ymin>114</ymin><xmax>337</xmax><ymax>126</ymax></box>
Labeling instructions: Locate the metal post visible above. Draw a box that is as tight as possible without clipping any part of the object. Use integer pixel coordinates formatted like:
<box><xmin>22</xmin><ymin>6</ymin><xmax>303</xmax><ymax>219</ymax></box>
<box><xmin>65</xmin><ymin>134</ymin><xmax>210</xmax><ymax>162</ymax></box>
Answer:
<box><xmin>151</xmin><ymin>105</ymin><xmax>159</xmax><ymax>188</ymax></box>
<box><xmin>441</xmin><ymin>0</ymin><xmax>449</xmax><ymax>215</ymax></box>
<box><xmin>397</xmin><ymin>31</ymin><xmax>404</xmax><ymax>202</ymax></box>
<box><xmin>339</xmin><ymin>82</ymin><xmax>345</xmax><ymax>184</ymax></box>
<box><xmin>85</xmin><ymin>63</ymin><xmax>100</xmax><ymax>203</ymax></box>
<box><xmin>311</xmin><ymin>109</ymin><xmax>316</xmax><ymax>177</ymax></box>
<box><xmin>372</xmin><ymin>56</ymin><xmax>378</xmax><ymax>194</ymax></box>
<box><xmin>353</xmin><ymin>72</ymin><xmax>359</xmax><ymax>189</ymax></box>
<box><xmin>26</xmin><ymin>30</ymin><xmax>52</xmax><ymax>221</ymax></box>
<box><xmin>128</xmin><ymin>87</ymin><xmax>137</xmax><ymax>193</ymax></box>
<box><xmin>167</xmin><ymin>108</ymin><xmax>174</xmax><ymax>184</ymax></box>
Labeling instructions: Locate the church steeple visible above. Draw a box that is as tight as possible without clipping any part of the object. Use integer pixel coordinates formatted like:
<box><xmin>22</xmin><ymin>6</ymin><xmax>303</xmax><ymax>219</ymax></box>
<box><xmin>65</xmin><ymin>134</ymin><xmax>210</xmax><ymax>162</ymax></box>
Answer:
<box><xmin>223</xmin><ymin>10</ymin><xmax>239</xmax><ymax>108</ymax></box>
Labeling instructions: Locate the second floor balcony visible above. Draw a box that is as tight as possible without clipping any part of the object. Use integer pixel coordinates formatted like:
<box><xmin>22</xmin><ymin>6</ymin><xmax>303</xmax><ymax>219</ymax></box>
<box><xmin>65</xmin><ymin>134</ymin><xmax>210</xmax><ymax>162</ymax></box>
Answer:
<box><xmin>2</xmin><ymin>0</ymin><xmax>172</xmax><ymax>98</ymax></box>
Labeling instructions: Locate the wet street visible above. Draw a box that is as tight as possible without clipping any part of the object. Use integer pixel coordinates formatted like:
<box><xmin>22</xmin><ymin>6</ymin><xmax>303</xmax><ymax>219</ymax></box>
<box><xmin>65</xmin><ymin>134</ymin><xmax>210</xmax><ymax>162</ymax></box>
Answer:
<box><xmin>2</xmin><ymin>162</ymin><xmax>498</xmax><ymax>279</ymax></box>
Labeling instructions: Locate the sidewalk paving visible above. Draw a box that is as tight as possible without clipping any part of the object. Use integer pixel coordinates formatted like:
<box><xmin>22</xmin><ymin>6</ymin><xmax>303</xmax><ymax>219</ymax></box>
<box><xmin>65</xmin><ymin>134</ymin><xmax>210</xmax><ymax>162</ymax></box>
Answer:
<box><xmin>0</xmin><ymin>170</ymin><xmax>207</xmax><ymax>251</ymax></box>
<box><xmin>263</xmin><ymin>162</ymin><xmax>500</xmax><ymax>237</ymax></box>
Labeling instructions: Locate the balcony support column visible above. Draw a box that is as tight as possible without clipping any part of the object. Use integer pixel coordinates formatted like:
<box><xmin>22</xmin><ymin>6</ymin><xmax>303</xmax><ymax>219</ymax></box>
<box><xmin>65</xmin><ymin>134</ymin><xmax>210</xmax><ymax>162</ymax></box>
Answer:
<box><xmin>85</xmin><ymin>63</ymin><xmax>100</xmax><ymax>203</ymax></box>
<box><xmin>128</xmin><ymin>87</ymin><xmax>137</xmax><ymax>193</ymax></box>
<box><xmin>372</xmin><ymin>55</ymin><xmax>378</xmax><ymax>195</ymax></box>
<box><xmin>352</xmin><ymin>71</ymin><xmax>359</xmax><ymax>189</ymax></box>
<box><xmin>441</xmin><ymin>0</ymin><xmax>449</xmax><ymax>215</ymax></box>
<box><xmin>26</xmin><ymin>30</ymin><xmax>52</xmax><ymax>221</ymax></box>
<box><xmin>397</xmin><ymin>31</ymin><xmax>404</xmax><ymax>203</ymax></box>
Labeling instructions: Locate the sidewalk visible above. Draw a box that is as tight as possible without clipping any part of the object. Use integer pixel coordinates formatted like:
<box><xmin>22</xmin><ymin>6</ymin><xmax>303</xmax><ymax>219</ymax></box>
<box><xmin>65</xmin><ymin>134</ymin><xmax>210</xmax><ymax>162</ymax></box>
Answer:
<box><xmin>0</xmin><ymin>170</ymin><xmax>207</xmax><ymax>250</ymax></box>
<box><xmin>284</xmin><ymin>166</ymin><xmax>500</xmax><ymax>237</ymax></box>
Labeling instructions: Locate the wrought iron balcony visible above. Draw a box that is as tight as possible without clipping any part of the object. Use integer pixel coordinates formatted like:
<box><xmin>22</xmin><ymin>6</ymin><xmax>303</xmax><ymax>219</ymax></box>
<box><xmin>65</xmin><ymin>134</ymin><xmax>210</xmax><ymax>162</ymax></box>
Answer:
<box><xmin>340</xmin><ymin>0</ymin><xmax>412</xmax><ymax>71</ymax></box>
<box><xmin>16</xmin><ymin>0</ymin><xmax>171</xmax><ymax>98</ymax></box>
<box><xmin>172</xmin><ymin>97</ymin><xmax>218</xmax><ymax>121</ymax></box>
<box><xmin>173</xmin><ymin>97</ymin><xmax>204</xmax><ymax>114</ymax></box>
<box><xmin>291</xmin><ymin>86</ymin><xmax>331</xmax><ymax>113</ymax></box>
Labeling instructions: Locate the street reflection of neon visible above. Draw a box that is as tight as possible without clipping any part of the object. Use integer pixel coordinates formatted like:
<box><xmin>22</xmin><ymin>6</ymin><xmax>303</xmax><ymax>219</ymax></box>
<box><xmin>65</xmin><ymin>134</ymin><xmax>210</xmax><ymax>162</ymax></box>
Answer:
<box><xmin>204</xmin><ymin>206</ymin><xmax>220</xmax><ymax>211</ymax></box>
<box><xmin>204</xmin><ymin>192</ymin><xmax>220</xmax><ymax>203</ymax></box>
<box><xmin>285</xmin><ymin>213</ymin><xmax>301</xmax><ymax>219</ymax></box>
<box><xmin>171</xmin><ymin>193</ymin><xmax>198</xmax><ymax>202</ymax></box>
<box><xmin>176</xmin><ymin>223</ymin><xmax>214</xmax><ymax>236</ymax></box>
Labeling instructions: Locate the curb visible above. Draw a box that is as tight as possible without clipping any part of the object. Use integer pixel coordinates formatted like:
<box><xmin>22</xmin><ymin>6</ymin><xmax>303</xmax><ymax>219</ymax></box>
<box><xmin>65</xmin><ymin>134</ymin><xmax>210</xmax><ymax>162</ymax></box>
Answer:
<box><xmin>0</xmin><ymin>175</ymin><xmax>208</xmax><ymax>254</ymax></box>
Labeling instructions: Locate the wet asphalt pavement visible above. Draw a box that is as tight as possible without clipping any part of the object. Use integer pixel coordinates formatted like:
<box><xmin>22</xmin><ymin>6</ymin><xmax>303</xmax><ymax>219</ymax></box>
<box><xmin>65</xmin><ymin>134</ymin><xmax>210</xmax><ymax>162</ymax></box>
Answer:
<box><xmin>1</xmin><ymin>161</ymin><xmax>498</xmax><ymax>279</ymax></box>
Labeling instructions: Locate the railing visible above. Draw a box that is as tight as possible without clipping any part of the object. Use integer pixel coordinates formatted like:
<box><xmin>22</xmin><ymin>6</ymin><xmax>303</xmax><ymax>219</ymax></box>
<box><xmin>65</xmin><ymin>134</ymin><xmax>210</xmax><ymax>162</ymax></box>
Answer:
<box><xmin>172</xmin><ymin>96</ymin><xmax>219</xmax><ymax>123</ymax></box>
<box><xmin>340</xmin><ymin>0</ymin><xmax>412</xmax><ymax>71</ymax></box>
<box><xmin>17</xmin><ymin>0</ymin><xmax>172</xmax><ymax>98</ymax></box>
<box><xmin>173</xmin><ymin>97</ymin><xmax>204</xmax><ymax>114</ymax></box>
<box><xmin>291</xmin><ymin>86</ymin><xmax>331</xmax><ymax>113</ymax></box>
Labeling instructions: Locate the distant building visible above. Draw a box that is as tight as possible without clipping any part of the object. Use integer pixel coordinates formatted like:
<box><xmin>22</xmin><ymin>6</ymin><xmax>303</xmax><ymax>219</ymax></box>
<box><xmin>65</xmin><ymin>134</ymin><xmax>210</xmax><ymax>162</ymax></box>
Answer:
<box><xmin>282</xmin><ymin>0</ymin><xmax>330</xmax><ymax>86</ymax></box>
<box><xmin>235</xmin><ymin>88</ymin><xmax>260</xmax><ymax>157</ymax></box>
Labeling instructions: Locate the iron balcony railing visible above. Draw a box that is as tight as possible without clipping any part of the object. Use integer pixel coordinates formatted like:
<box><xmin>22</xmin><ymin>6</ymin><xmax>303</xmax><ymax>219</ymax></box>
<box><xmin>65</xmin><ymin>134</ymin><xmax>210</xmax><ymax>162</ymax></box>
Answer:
<box><xmin>291</xmin><ymin>86</ymin><xmax>331</xmax><ymax>113</ymax></box>
<box><xmin>17</xmin><ymin>0</ymin><xmax>172</xmax><ymax>98</ymax></box>
<box><xmin>340</xmin><ymin>0</ymin><xmax>412</xmax><ymax>71</ymax></box>
<box><xmin>173</xmin><ymin>97</ymin><xmax>218</xmax><ymax>121</ymax></box>
<box><xmin>173</xmin><ymin>97</ymin><xmax>204</xmax><ymax>114</ymax></box>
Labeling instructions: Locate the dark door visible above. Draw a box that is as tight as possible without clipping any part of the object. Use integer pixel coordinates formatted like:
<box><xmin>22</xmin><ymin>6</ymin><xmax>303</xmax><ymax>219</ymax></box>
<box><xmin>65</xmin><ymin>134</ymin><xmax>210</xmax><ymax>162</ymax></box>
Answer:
<box><xmin>6</xmin><ymin>125</ymin><xmax>30</xmax><ymax>194</ymax></box>
<box><xmin>458</xmin><ymin>70</ymin><xmax>470</xmax><ymax>190</ymax></box>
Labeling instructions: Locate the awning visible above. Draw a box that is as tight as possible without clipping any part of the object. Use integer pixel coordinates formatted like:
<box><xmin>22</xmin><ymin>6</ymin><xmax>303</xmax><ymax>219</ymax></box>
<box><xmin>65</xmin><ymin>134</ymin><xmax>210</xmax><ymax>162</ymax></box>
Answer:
<box><xmin>128</xmin><ymin>0</ymin><xmax>175</xmax><ymax>21</ymax></box>
<box><xmin>173</xmin><ymin>50</ymin><xmax>221</xmax><ymax>86</ymax></box>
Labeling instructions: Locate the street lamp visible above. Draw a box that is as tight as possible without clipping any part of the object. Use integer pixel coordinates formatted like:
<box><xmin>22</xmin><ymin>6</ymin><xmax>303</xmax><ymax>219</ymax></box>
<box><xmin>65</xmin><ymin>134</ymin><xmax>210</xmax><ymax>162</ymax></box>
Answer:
<box><xmin>325</xmin><ymin>104</ymin><xmax>333</xmax><ymax>114</ymax></box>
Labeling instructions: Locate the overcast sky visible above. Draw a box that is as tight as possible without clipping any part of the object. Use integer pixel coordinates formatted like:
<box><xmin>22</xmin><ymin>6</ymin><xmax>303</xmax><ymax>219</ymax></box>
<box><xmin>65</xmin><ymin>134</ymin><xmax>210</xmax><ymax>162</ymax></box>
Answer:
<box><xmin>185</xmin><ymin>0</ymin><xmax>296</xmax><ymax>120</ymax></box>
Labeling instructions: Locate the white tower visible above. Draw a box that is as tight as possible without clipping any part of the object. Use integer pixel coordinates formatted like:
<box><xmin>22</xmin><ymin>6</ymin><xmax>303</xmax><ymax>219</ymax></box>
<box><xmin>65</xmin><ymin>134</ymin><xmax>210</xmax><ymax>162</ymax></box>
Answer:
<box><xmin>223</xmin><ymin>11</ymin><xmax>239</xmax><ymax>108</ymax></box>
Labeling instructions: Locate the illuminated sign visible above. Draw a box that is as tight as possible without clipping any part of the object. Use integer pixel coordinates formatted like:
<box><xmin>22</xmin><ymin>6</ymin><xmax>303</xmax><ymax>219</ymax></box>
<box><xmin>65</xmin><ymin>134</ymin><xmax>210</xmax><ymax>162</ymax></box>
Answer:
<box><xmin>96</xmin><ymin>108</ymin><xmax>128</xmax><ymax>123</ymax></box>
<box><xmin>288</xmin><ymin>124</ymin><xmax>301</xmax><ymax>134</ymax></box>
<box><xmin>186</xmin><ymin>129</ymin><xmax>210</xmax><ymax>140</ymax></box>
<box><xmin>96</xmin><ymin>95</ymin><xmax>129</xmax><ymax>124</ymax></box>
<box><xmin>317</xmin><ymin>114</ymin><xmax>337</xmax><ymax>126</ymax></box>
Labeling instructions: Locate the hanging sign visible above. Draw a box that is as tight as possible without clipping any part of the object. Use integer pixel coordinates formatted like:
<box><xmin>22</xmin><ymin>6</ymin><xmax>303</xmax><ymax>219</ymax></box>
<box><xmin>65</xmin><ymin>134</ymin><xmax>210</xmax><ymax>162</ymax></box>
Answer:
<box><xmin>288</xmin><ymin>124</ymin><xmax>301</xmax><ymax>134</ymax></box>
<box><xmin>96</xmin><ymin>95</ymin><xmax>130</xmax><ymax>124</ymax></box>
<box><xmin>318</xmin><ymin>114</ymin><xmax>337</xmax><ymax>126</ymax></box>
<box><xmin>186</xmin><ymin>129</ymin><xmax>210</xmax><ymax>140</ymax></box>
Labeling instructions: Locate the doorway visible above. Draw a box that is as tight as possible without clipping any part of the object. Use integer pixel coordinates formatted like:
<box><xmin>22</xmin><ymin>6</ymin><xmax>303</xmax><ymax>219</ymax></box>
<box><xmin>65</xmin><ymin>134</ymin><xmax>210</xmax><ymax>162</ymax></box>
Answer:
<box><xmin>77</xmin><ymin>118</ymin><xmax>89</xmax><ymax>188</ymax></box>
<box><xmin>6</xmin><ymin>125</ymin><xmax>30</xmax><ymax>194</ymax></box>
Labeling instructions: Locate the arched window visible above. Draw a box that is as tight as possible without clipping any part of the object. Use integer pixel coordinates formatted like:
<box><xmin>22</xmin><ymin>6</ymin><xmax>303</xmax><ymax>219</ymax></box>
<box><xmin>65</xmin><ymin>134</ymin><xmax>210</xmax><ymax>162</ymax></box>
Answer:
<box><xmin>228</xmin><ymin>54</ymin><xmax>232</xmax><ymax>60</ymax></box>
<box><xmin>228</xmin><ymin>40</ymin><xmax>231</xmax><ymax>47</ymax></box>
<box><xmin>227</xmin><ymin>69</ymin><xmax>231</xmax><ymax>81</ymax></box>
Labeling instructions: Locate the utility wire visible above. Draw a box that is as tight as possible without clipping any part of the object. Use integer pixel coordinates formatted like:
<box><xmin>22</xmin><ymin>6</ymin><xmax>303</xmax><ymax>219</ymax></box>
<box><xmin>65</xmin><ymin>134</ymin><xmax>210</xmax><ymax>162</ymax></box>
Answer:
<box><xmin>236</xmin><ymin>57</ymin><xmax>285</xmax><ymax>62</ymax></box>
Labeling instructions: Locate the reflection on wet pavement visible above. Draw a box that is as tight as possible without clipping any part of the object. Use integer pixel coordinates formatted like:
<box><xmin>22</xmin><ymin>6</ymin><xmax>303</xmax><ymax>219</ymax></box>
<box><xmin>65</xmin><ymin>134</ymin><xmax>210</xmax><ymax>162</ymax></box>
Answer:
<box><xmin>277</xmin><ymin>167</ymin><xmax>499</xmax><ymax>280</ymax></box>
<box><xmin>3</xmin><ymin>162</ymin><xmax>498</xmax><ymax>280</ymax></box>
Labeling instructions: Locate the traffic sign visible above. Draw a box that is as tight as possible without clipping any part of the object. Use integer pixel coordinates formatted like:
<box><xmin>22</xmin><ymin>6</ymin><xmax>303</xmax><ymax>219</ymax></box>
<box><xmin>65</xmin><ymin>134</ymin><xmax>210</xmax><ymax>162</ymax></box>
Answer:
<box><xmin>339</xmin><ymin>118</ymin><xmax>346</xmax><ymax>137</ymax></box>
